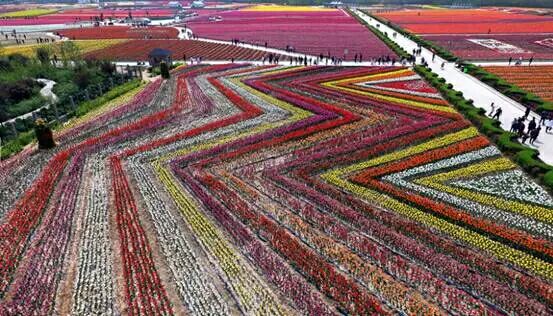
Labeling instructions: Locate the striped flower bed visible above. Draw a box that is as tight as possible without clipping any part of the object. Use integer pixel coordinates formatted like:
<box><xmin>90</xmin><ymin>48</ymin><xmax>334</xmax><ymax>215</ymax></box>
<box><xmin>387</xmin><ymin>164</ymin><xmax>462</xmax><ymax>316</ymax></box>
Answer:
<box><xmin>0</xmin><ymin>65</ymin><xmax>551</xmax><ymax>315</ymax></box>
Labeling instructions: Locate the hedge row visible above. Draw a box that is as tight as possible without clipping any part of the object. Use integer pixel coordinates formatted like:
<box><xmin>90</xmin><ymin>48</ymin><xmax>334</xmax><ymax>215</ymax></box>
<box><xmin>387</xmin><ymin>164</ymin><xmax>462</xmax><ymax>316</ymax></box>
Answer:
<box><xmin>415</xmin><ymin>65</ymin><xmax>553</xmax><ymax>190</ymax></box>
<box><xmin>346</xmin><ymin>8</ymin><xmax>410</xmax><ymax>59</ymax></box>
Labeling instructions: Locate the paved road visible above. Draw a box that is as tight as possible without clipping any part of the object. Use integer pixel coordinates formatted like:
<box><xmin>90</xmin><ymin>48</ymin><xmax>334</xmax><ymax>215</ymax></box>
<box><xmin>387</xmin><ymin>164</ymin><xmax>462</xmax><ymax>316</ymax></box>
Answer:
<box><xmin>355</xmin><ymin>9</ymin><xmax>553</xmax><ymax>165</ymax></box>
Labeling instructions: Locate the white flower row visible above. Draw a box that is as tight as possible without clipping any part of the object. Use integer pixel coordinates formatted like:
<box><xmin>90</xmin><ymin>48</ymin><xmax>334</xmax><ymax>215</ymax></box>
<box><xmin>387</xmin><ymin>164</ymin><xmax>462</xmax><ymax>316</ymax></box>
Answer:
<box><xmin>72</xmin><ymin>156</ymin><xmax>117</xmax><ymax>315</ymax></box>
<box><xmin>383</xmin><ymin>146</ymin><xmax>553</xmax><ymax>238</ymax></box>
<box><xmin>127</xmin><ymin>160</ymin><xmax>230</xmax><ymax>315</ymax></box>
<box><xmin>454</xmin><ymin>169</ymin><xmax>553</xmax><ymax>207</ymax></box>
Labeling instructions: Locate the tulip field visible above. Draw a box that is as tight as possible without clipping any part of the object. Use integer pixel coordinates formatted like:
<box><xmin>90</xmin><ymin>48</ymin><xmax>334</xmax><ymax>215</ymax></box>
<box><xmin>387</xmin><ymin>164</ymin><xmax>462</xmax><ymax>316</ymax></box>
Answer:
<box><xmin>56</xmin><ymin>26</ymin><xmax>179</xmax><ymax>40</ymax></box>
<box><xmin>1</xmin><ymin>64</ymin><xmax>552</xmax><ymax>315</ymax></box>
<box><xmin>375</xmin><ymin>8</ymin><xmax>553</xmax><ymax>60</ymax></box>
<box><xmin>185</xmin><ymin>8</ymin><xmax>395</xmax><ymax>60</ymax></box>
<box><xmin>85</xmin><ymin>39</ymin><xmax>272</xmax><ymax>61</ymax></box>
<box><xmin>484</xmin><ymin>65</ymin><xmax>553</xmax><ymax>102</ymax></box>
<box><xmin>0</xmin><ymin>8</ymin><xmax>176</xmax><ymax>26</ymax></box>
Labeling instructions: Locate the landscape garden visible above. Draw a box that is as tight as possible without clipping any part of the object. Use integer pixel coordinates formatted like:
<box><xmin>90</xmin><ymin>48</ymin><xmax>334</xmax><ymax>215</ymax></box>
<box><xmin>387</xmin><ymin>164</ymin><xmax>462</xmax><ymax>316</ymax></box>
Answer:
<box><xmin>0</xmin><ymin>1</ymin><xmax>552</xmax><ymax>315</ymax></box>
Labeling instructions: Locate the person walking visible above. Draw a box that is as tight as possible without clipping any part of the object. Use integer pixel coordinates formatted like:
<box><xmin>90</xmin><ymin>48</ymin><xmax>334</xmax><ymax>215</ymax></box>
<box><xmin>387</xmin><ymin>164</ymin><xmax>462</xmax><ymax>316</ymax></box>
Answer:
<box><xmin>521</xmin><ymin>132</ymin><xmax>529</xmax><ymax>144</ymax></box>
<box><xmin>529</xmin><ymin>56</ymin><xmax>534</xmax><ymax>66</ymax></box>
<box><xmin>546</xmin><ymin>119</ymin><xmax>553</xmax><ymax>133</ymax></box>
<box><xmin>528</xmin><ymin>117</ymin><xmax>537</xmax><ymax>132</ymax></box>
<box><xmin>524</xmin><ymin>107</ymin><xmax>531</xmax><ymax>119</ymax></box>
<box><xmin>489</xmin><ymin>102</ymin><xmax>496</xmax><ymax>116</ymax></box>
<box><xmin>518</xmin><ymin>119</ymin><xmax>526</xmax><ymax>137</ymax></box>
<box><xmin>492</xmin><ymin>107</ymin><xmax>502</xmax><ymax>120</ymax></box>
<box><xmin>539</xmin><ymin>112</ymin><xmax>547</xmax><ymax>125</ymax></box>
<box><xmin>508</xmin><ymin>56</ymin><xmax>512</xmax><ymax>65</ymax></box>
<box><xmin>510</xmin><ymin>118</ymin><xmax>518</xmax><ymax>132</ymax></box>
<box><xmin>530</xmin><ymin>126</ymin><xmax>541</xmax><ymax>144</ymax></box>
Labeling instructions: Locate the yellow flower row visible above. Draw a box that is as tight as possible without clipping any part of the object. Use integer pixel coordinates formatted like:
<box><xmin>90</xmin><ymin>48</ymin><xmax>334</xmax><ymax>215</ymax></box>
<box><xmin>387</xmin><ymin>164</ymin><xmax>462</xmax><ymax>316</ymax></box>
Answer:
<box><xmin>1</xmin><ymin>40</ymin><xmax>127</xmax><ymax>58</ymax></box>
<box><xmin>160</xmin><ymin>70</ymin><xmax>312</xmax><ymax>162</ymax></box>
<box><xmin>416</xmin><ymin>158</ymin><xmax>553</xmax><ymax>223</ymax></box>
<box><xmin>322</xmin><ymin>70</ymin><xmax>458</xmax><ymax>114</ymax></box>
<box><xmin>0</xmin><ymin>8</ymin><xmax>57</xmax><ymax>17</ymax></box>
<box><xmin>321</xmin><ymin>131</ymin><xmax>553</xmax><ymax>279</ymax></box>
<box><xmin>154</xmin><ymin>162</ymin><xmax>286</xmax><ymax>315</ymax></box>
<box><xmin>325</xmin><ymin>127</ymin><xmax>479</xmax><ymax>177</ymax></box>
<box><xmin>147</xmin><ymin>68</ymin><xmax>314</xmax><ymax>313</ymax></box>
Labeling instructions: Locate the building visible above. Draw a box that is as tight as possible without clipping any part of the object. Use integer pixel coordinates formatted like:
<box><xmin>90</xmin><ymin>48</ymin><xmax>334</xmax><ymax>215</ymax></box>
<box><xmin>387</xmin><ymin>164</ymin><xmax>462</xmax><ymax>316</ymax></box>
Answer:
<box><xmin>148</xmin><ymin>48</ymin><xmax>172</xmax><ymax>67</ymax></box>
<box><xmin>191</xmin><ymin>1</ymin><xmax>205</xmax><ymax>9</ymax></box>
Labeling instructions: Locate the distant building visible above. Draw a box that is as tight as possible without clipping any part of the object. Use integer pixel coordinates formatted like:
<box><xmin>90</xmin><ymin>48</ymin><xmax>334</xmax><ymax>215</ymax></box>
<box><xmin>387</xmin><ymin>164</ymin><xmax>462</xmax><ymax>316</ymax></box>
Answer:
<box><xmin>168</xmin><ymin>1</ymin><xmax>182</xmax><ymax>9</ymax></box>
<box><xmin>325</xmin><ymin>1</ymin><xmax>343</xmax><ymax>8</ymax></box>
<box><xmin>148</xmin><ymin>48</ymin><xmax>172</xmax><ymax>67</ymax></box>
<box><xmin>191</xmin><ymin>1</ymin><xmax>205</xmax><ymax>9</ymax></box>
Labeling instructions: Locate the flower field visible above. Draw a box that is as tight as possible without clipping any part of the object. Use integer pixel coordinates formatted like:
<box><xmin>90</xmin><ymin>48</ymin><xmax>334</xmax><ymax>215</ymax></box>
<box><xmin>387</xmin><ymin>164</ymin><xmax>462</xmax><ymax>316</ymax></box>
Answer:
<box><xmin>0</xmin><ymin>8</ymin><xmax>175</xmax><ymax>26</ymax></box>
<box><xmin>0</xmin><ymin>39</ymin><xmax>126</xmax><ymax>57</ymax></box>
<box><xmin>186</xmin><ymin>8</ymin><xmax>395</xmax><ymax>60</ymax></box>
<box><xmin>56</xmin><ymin>26</ymin><xmax>179</xmax><ymax>40</ymax></box>
<box><xmin>376</xmin><ymin>8</ymin><xmax>553</xmax><ymax>34</ymax></box>
<box><xmin>1</xmin><ymin>64</ymin><xmax>552</xmax><ymax>314</ymax></box>
<box><xmin>424</xmin><ymin>34</ymin><xmax>553</xmax><ymax>60</ymax></box>
<box><xmin>375</xmin><ymin>8</ymin><xmax>553</xmax><ymax>60</ymax></box>
<box><xmin>483</xmin><ymin>65</ymin><xmax>553</xmax><ymax>102</ymax></box>
<box><xmin>0</xmin><ymin>8</ymin><xmax>57</xmax><ymax>18</ymax></box>
<box><xmin>85</xmin><ymin>39</ymin><xmax>271</xmax><ymax>61</ymax></box>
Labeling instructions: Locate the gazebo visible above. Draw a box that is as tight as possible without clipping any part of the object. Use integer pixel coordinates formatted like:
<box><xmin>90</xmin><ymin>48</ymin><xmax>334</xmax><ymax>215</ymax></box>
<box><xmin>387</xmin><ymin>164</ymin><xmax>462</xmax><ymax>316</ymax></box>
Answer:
<box><xmin>148</xmin><ymin>48</ymin><xmax>172</xmax><ymax>67</ymax></box>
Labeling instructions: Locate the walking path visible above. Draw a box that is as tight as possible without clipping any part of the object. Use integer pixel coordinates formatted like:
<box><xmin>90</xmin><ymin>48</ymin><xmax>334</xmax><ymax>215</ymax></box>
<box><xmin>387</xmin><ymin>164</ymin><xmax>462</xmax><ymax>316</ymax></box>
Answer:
<box><xmin>355</xmin><ymin>9</ymin><xmax>553</xmax><ymax>165</ymax></box>
<box><xmin>1</xmin><ymin>79</ymin><xmax>57</xmax><ymax>126</ymax></box>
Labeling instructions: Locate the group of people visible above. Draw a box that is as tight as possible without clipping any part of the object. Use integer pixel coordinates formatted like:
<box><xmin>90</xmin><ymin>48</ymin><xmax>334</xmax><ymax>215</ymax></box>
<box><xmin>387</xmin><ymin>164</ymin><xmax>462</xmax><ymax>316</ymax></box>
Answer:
<box><xmin>508</xmin><ymin>56</ymin><xmax>535</xmax><ymax>66</ymax></box>
<box><xmin>510</xmin><ymin>115</ymin><xmax>542</xmax><ymax>145</ymax></box>
<box><xmin>489</xmin><ymin>103</ymin><xmax>553</xmax><ymax>146</ymax></box>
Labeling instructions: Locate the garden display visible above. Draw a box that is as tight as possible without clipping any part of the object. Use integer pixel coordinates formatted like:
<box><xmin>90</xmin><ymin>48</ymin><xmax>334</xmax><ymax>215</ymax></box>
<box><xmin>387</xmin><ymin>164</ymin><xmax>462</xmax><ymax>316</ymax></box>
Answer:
<box><xmin>0</xmin><ymin>64</ymin><xmax>551</xmax><ymax>315</ymax></box>
<box><xmin>484</xmin><ymin>65</ymin><xmax>553</xmax><ymax>102</ymax></box>
<box><xmin>185</xmin><ymin>7</ymin><xmax>395</xmax><ymax>60</ymax></box>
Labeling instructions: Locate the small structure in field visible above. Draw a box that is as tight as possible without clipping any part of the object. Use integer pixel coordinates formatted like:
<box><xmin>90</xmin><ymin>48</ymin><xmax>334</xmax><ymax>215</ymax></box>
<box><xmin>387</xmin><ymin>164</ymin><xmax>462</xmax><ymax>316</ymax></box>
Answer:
<box><xmin>148</xmin><ymin>48</ymin><xmax>172</xmax><ymax>67</ymax></box>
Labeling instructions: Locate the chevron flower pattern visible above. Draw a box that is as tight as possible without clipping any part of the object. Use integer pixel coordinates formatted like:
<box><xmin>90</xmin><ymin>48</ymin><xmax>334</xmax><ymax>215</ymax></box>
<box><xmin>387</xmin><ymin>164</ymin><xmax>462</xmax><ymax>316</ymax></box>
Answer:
<box><xmin>0</xmin><ymin>65</ymin><xmax>552</xmax><ymax>315</ymax></box>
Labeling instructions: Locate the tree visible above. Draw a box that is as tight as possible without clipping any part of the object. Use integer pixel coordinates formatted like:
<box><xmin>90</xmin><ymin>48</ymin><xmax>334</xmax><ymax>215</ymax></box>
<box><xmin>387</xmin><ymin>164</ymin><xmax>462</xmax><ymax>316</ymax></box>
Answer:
<box><xmin>160</xmin><ymin>61</ymin><xmax>170</xmax><ymax>79</ymax></box>
<box><xmin>34</xmin><ymin>118</ymin><xmax>55</xmax><ymax>149</ymax></box>
<box><xmin>35</xmin><ymin>47</ymin><xmax>51</xmax><ymax>65</ymax></box>
<box><xmin>59</xmin><ymin>41</ymin><xmax>82</xmax><ymax>66</ymax></box>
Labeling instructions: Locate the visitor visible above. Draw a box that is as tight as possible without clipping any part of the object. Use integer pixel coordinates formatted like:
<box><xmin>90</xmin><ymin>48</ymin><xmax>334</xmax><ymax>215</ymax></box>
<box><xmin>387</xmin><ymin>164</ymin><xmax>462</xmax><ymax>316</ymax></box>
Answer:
<box><xmin>508</xmin><ymin>56</ymin><xmax>512</xmax><ymax>65</ymax></box>
<box><xmin>441</xmin><ymin>62</ymin><xmax>445</xmax><ymax>70</ymax></box>
<box><xmin>546</xmin><ymin>119</ymin><xmax>553</xmax><ymax>133</ymax></box>
<box><xmin>529</xmin><ymin>56</ymin><xmax>534</xmax><ymax>66</ymax></box>
<box><xmin>530</xmin><ymin>126</ymin><xmax>541</xmax><ymax>145</ymax></box>
<box><xmin>528</xmin><ymin>117</ymin><xmax>537</xmax><ymax>133</ymax></box>
<box><xmin>359</xmin><ymin>54</ymin><xmax>362</xmax><ymax>63</ymax></box>
<box><xmin>521</xmin><ymin>132</ymin><xmax>529</xmax><ymax>144</ymax></box>
<box><xmin>539</xmin><ymin>112</ymin><xmax>547</xmax><ymax>125</ymax></box>
<box><xmin>489</xmin><ymin>102</ymin><xmax>496</xmax><ymax>116</ymax></box>
<box><xmin>517</xmin><ymin>118</ymin><xmax>526</xmax><ymax>137</ymax></box>
<box><xmin>491</xmin><ymin>107</ymin><xmax>502</xmax><ymax>120</ymax></box>
<box><xmin>510</xmin><ymin>118</ymin><xmax>518</xmax><ymax>132</ymax></box>
<box><xmin>432</xmin><ymin>52</ymin><xmax>435</xmax><ymax>62</ymax></box>
<box><xmin>524</xmin><ymin>107</ymin><xmax>531</xmax><ymax>119</ymax></box>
